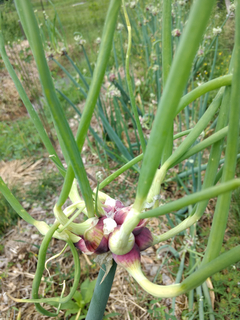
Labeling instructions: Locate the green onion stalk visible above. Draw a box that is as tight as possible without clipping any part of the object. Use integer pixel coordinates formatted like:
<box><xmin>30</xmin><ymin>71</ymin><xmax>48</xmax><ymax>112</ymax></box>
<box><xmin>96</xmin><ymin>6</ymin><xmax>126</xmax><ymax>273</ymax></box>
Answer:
<box><xmin>0</xmin><ymin>0</ymin><xmax>240</xmax><ymax>318</ymax></box>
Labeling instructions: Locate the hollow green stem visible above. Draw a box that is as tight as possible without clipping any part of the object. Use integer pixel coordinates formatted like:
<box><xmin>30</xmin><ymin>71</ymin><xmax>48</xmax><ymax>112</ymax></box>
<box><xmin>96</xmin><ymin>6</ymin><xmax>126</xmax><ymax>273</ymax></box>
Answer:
<box><xmin>54</xmin><ymin>0</ymin><xmax>122</xmax><ymax>208</ymax></box>
<box><xmin>167</xmin><ymin>154</ymin><xmax>240</xmax><ymax>183</ymax></box>
<box><xmin>10</xmin><ymin>225</ymin><xmax>81</xmax><ymax>314</ymax></box>
<box><xmin>54</xmin><ymin>204</ymin><xmax>97</xmax><ymax>235</ymax></box>
<box><xmin>201</xmin><ymin>3</ymin><xmax>240</xmax><ymax>265</ymax></box>
<box><xmin>161</xmin><ymin>0</ymin><xmax>173</xmax><ymax>164</ymax></box>
<box><xmin>99</xmin><ymin>154</ymin><xmax>143</xmax><ymax>189</ymax></box>
<box><xmin>32</xmin><ymin>222</ymin><xmax>60</xmax><ymax>316</ymax></box>
<box><xmin>75</xmin><ymin>0</ymin><xmax>121</xmax><ymax>150</ymax></box>
<box><xmin>162</xmin><ymin>0</ymin><xmax>172</xmax><ymax>87</ymax></box>
<box><xmin>85</xmin><ymin>261</ymin><xmax>117</xmax><ymax>320</ymax></box>
<box><xmin>127</xmin><ymin>245</ymin><xmax>240</xmax><ymax>298</ymax></box>
<box><xmin>202</xmin><ymin>281</ymin><xmax>215</xmax><ymax>320</ymax></box>
<box><xmin>173</xmin><ymin>126</ymin><xmax>229</xmax><ymax>166</ymax></box>
<box><xmin>32</xmin><ymin>233</ymin><xmax>80</xmax><ymax>315</ymax></box>
<box><xmin>15</xmin><ymin>0</ymin><xmax>94</xmax><ymax>215</ymax></box>
<box><xmin>134</xmin><ymin>0</ymin><xmax>217</xmax><ymax>211</ymax></box>
<box><xmin>99</xmin><ymin>130</ymin><xmax>193</xmax><ymax>190</ymax></box>
<box><xmin>160</xmin><ymin>87</ymin><xmax>233</xmax><ymax>242</ymax></box>
<box><xmin>140</xmin><ymin>179</ymin><xmax>240</xmax><ymax>220</ymax></box>
<box><xmin>122</xmin><ymin>0</ymin><xmax>146</xmax><ymax>153</ymax></box>
<box><xmin>0</xmin><ymin>177</ymin><xmax>41</xmax><ymax>227</ymax></box>
<box><xmin>163</xmin><ymin>91</ymin><xmax>223</xmax><ymax>170</ymax></box>
<box><xmin>173</xmin><ymin>129</ymin><xmax>192</xmax><ymax>139</ymax></box>
<box><xmin>176</xmin><ymin>74</ymin><xmax>232</xmax><ymax>115</ymax></box>
<box><xmin>138</xmin><ymin>91</ymin><xmax>222</xmax><ymax>212</ymax></box>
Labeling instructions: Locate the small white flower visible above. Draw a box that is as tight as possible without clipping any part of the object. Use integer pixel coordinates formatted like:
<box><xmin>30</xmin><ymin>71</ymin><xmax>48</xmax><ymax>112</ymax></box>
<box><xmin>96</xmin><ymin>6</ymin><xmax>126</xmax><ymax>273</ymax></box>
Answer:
<box><xmin>106</xmin><ymin>85</ymin><xmax>121</xmax><ymax>98</ymax></box>
<box><xmin>178</xmin><ymin>0</ymin><xmax>185</xmax><ymax>6</ymax></box>
<box><xmin>135</xmin><ymin>79</ymin><xmax>141</xmax><ymax>86</ymax></box>
<box><xmin>151</xmin><ymin>53</ymin><xmax>157</xmax><ymax>61</ymax></box>
<box><xmin>197</xmin><ymin>48</ymin><xmax>204</xmax><ymax>56</ymax></box>
<box><xmin>213</xmin><ymin>27</ymin><xmax>222</xmax><ymax>36</ymax></box>
<box><xmin>129</xmin><ymin>1</ymin><xmax>137</xmax><ymax>9</ymax></box>
<box><xmin>74</xmin><ymin>35</ymin><xmax>81</xmax><ymax>42</ymax></box>
<box><xmin>95</xmin><ymin>37</ymin><xmax>101</xmax><ymax>44</ymax></box>
<box><xmin>117</xmin><ymin>23</ymin><xmax>124</xmax><ymax>31</ymax></box>
<box><xmin>172</xmin><ymin>28</ymin><xmax>181</xmax><ymax>37</ymax></box>
<box><xmin>229</xmin><ymin>4</ymin><xmax>235</xmax><ymax>12</ymax></box>
<box><xmin>151</xmin><ymin>7</ymin><xmax>158</xmax><ymax>16</ymax></box>
<box><xmin>152</xmin><ymin>64</ymin><xmax>159</xmax><ymax>72</ymax></box>
<box><xmin>103</xmin><ymin>218</ymin><xmax>117</xmax><ymax>235</ymax></box>
<box><xmin>96</xmin><ymin>171</ymin><xmax>103</xmax><ymax>181</ymax></box>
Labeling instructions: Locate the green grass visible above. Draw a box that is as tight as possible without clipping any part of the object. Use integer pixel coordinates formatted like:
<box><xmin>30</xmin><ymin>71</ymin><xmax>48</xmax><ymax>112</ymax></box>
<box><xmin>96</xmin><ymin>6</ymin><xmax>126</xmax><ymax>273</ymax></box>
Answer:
<box><xmin>31</xmin><ymin>0</ymin><xmax>109</xmax><ymax>45</ymax></box>
<box><xmin>0</xmin><ymin>186</ymin><xmax>20</xmax><ymax>235</ymax></box>
<box><xmin>0</xmin><ymin>171</ymin><xmax>63</xmax><ymax>236</ymax></box>
<box><xmin>25</xmin><ymin>171</ymin><xmax>63</xmax><ymax>209</ymax></box>
<box><xmin>0</xmin><ymin>117</ymin><xmax>44</xmax><ymax>160</ymax></box>
<box><xmin>0</xmin><ymin>0</ymin><xmax>110</xmax><ymax>53</ymax></box>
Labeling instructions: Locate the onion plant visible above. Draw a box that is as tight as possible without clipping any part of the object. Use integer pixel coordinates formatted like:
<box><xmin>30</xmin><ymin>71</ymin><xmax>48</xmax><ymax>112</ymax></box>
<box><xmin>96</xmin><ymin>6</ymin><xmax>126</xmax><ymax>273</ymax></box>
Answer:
<box><xmin>0</xmin><ymin>0</ymin><xmax>240</xmax><ymax>318</ymax></box>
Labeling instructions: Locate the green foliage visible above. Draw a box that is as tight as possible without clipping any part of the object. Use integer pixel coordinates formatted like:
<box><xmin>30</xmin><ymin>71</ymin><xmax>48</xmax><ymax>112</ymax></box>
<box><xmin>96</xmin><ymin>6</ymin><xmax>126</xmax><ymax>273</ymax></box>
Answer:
<box><xmin>0</xmin><ymin>187</ymin><xmax>19</xmax><ymax>235</ymax></box>
<box><xmin>212</xmin><ymin>262</ymin><xmax>240</xmax><ymax>319</ymax></box>
<box><xmin>0</xmin><ymin>2</ymin><xmax>23</xmax><ymax>42</ymax></box>
<box><xmin>48</xmin><ymin>277</ymin><xmax>97</xmax><ymax>319</ymax></box>
<box><xmin>31</xmin><ymin>0</ymin><xmax>109</xmax><ymax>45</ymax></box>
<box><xmin>0</xmin><ymin>117</ymin><xmax>43</xmax><ymax>160</ymax></box>
<box><xmin>25</xmin><ymin>171</ymin><xmax>63</xmax><ymax>208</ymax></box>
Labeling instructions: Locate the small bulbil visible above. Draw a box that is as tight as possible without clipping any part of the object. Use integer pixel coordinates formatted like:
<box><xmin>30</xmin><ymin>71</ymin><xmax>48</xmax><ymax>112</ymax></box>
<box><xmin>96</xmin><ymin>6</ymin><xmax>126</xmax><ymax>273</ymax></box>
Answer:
<box><xmin>134</xmin><ymin>227</ymin><xmax>153</xmax><ymax>251</ymax></box>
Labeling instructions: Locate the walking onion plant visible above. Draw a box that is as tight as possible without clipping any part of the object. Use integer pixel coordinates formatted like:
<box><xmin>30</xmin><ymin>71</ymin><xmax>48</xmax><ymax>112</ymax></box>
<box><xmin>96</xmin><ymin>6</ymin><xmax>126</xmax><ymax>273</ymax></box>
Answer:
<box><xmin>0</xmin><ymin>0</ymin><xmax>239</xmax><ymax>318</ymax></box>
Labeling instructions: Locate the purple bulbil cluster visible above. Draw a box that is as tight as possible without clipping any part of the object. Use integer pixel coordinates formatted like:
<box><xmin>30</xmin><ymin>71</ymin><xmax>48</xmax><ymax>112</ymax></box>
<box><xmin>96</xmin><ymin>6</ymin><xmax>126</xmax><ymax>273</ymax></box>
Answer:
<box><xmin>74</xmin><ymin>197</ymin><xmax>153</xmax><ymax>257</ymax></box>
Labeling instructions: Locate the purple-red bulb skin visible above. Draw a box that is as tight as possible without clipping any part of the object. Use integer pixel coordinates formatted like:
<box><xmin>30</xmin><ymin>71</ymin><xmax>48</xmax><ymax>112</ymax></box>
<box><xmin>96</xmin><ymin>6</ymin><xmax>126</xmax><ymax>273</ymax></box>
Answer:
<box><xmin>114</xmin><ymin>206</ymin><xmax>131</xmax><ymax>225</ymax></box>
<box><xmin>103</xmin><ymin>198</ymin><xmax>124</xmax><ymax>215</ymax></box>
<box><xmin>134</xmin><ymin>227</ymin><xmax>153</xmax><ymax>251</ymax></box>
<box><xmin>74</xmin><ymin>238</ymin><xmax>93</xmax><ymax>255</ymax></box>
<box><xmin>84</xmin><ymin>217</ymin><xmax>109</xmax><ymax>253</ymax></box>
<box><xmin>114</xmin><ymin>206</ymin><xmax>147</xmax><ymax>235</ymax></box>
<box><xmin>112</xmin><ymin>244</ymin><xmax>141</xmax><ymax>269</ymax></box>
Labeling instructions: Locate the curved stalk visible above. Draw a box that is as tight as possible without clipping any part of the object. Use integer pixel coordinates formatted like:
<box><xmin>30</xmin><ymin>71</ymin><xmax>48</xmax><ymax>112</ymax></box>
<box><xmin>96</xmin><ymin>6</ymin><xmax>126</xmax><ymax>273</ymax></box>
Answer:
<box><xmin>134</xmin><ymin>0</ymin><xmax>217</xmax><ymax>212</ymax></box>
<box><xmin>0</xmin><ymin>177</ymin><xmax>43</xmax><ymax>227</ymax></box>
<box><xmin>158</xmin><ymin>86</ymin><xmax>232</xmax><ymax>242</ymax></box>
<box><xmin>122</xmin><ymin>245</ymin><xmax>240</xmax><ymax>298</ymax></box>
<box><xmin>139</xmin><ymin>179</ymin><xmax>240</xmax><ymax>220</ymax></box>
<box><xmin>99</xmin><ymin>130</ymin><xmax>192</xmax><ymax>190</ymax></box>
<box><xmin>10</xmin><ymin>224</ymin><xmax>81</xmax><ymax>313</ymax></box>
<box><xmin>176</xmin><ymin>74</ymin><xmax>232</xmax><ymax>115</ymax></box>
<box><xmin>201</xmin><ymin>2</ymin><xmax>240</xmax><ymax>265</ymax></box>
<box><xmin>172</xmin><ymin>126</ymin><xmax>229</xmax><ymax>166</ymax></box>
<box><xmin>53</xmin><ymin>205</ymin><xmax>97</xmax><ymax>235</ymax></box>
<box><xmin>122</xmin><ymin>0</ymin><xmax>146</xmax><ymax>153</ymax></box>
